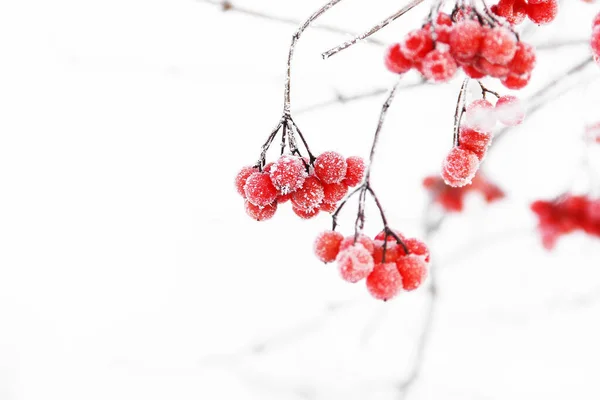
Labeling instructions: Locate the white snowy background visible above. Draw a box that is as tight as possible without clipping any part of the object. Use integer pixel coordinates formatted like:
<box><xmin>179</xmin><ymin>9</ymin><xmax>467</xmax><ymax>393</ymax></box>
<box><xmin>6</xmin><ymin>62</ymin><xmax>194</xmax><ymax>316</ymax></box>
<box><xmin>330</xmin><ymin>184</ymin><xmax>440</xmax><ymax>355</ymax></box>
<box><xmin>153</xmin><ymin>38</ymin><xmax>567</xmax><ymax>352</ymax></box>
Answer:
<box><xmin>0</xmin><ymin>0</ymin><xmax>600</xmax><ymax>399</ymax></box>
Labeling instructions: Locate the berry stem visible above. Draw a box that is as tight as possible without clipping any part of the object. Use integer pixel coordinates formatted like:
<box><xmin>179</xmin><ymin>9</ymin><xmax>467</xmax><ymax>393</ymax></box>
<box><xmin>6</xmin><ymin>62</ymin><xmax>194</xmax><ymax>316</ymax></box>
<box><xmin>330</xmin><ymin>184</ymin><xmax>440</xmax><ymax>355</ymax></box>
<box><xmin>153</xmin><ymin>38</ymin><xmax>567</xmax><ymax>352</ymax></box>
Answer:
<box><xmin>289</xmin><ymin>118</ymin><xmax>317</xmax><ymax>163</ymax></box>
<box><xmin>477</xmin><ymin>81</ymin><xmax>500</xmax><ymax>100</ymax></box>
<box><xmin>452</xmin><ymin>78</ymin><xmax>469</xmax><ymax>147</ymax></box>
<box><xmin>284</xmin><ymin>0</ymin><xmax>346</xmax><ymax>115</ymax></box>
<box><xmin>321</xmin><ymin>0</ymin><xmax>426</xmax><ymax>59</ymax></box>
<box><xmin>256</xmin><ymin>119</ymin><xmax>284</xmax><ymax>169</ymax></box>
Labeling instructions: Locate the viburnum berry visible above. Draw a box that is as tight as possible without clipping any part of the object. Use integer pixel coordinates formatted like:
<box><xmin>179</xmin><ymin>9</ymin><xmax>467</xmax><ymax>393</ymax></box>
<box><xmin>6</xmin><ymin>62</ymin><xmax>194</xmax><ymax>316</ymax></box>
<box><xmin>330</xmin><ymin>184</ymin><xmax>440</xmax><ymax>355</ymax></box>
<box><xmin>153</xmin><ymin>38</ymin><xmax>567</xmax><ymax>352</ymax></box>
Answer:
<box><xmin>385</xmin><ymin>44</ymin><xmax>413</xmax><ymax>74</ymax></box>
<box><xmin>244</xmin><ymin>172</ymin><xmax>279</xmax><ymax>207</ymax></box>
<box><xmin>344</xmin><ymin>156</ymin><xmax>366</xmax><ymax>187</ymax></box>
<box><xmin>449</xmin><ymin>20</ymin><xmax>484</xmax><ymax>61</ymax></box>
<box><xmin>245</xmin><ymin>200</ymin><xmax>277</xmax><ymax>221</ymax></box>
<box><xmin>480</xmin><ymin>27</ymin><xmax>517</xmax><ymax>65</ymax></box>
<box><xmin>465</xmin><ymin>99</ymin><xmax>496</xmax><ymax>132</ymax></box>
<box><xmin>322</xmin><ymin>181</ymin><xmax>348</xmax><ymax>204</ymax></box>
<box><xmin>396</xmin><ymin>255</ymin><xmax>428</xmax><ymax>291</ymax></box>
<box><xmin>292</xmin><ymin>176</ymin><xmax>324</xmax><ymax>211</ymax></box>
<box><xmin>292</xmin><ymin>204</ymin><xmax>320</xmax><ymax>219</ymax></box>
<box><xmin>501</xmin><ymin>72</ymin><xmax>531</xmax><ymax>89</ymax></box>
<box><xmin>314</xmin><ymin>151</ymin><xmax>347</xmax><ymax>184</ymax></box>
<box><xmin>374</xmin><ymin>229</ymin><xmax>406</xmax><ymax>243</ymax></box>
<box><xmin>495</xmin><ymin>95</ymin><xmax>525</xmax><ymax>126</ymax></box>
<box><xmin>401</xmin><ymin>29</ymin><xmax>434</xmax><ymax>62</ymax></box>
<box><xmin>366</xmin><ymin>262</ymin><xmax>403</xmax><ymax>301</ymax></box>
<box><xmin>336</xmin><ymin>244</ymin><xmax>375</xmax><ymax>283</ymax></box>
<box><xmin>320</xmin><ymin>201</ymin><xmax>337</xmax><ymax>213</ymax></box>
<box><xmin>526</xmin><ymin>0</ymin><xmax>558</xmax><ymax>25</ymax></box>
<box><xmin>462</xmin><ymin>63</ymin><xmax>486</xmax><ymax>79</ymax></box>
<box><xmin>494</xmin><ymin>0</ymin><xmax>528</xmax><ymax>25</ymax></box>
<box><xmin>339</xmin><ymin>234</ymin><xmax>375</xmax><ymax>254</ymax></box>
<box><xmin>508</xmin><ymin>42</ymin><xmax>536</xmax><ymax>75</ymax></box>
<box><xmin>235</xmin><ymin>166</ymin><xmax>258</xmax><ymax>197</ymax></box>
<box><xmin>594</xmin><ymin>13</ymin><xmax>600</xmax><ymax>29</ymax></box>
<box><xmin>404</xmin><ymin>238</ymin><xmax>430</xmax><ymax>263</ymax></box>
<box><xmin>420</xmin><ymin>49</ymin><xmax>458</xmax><ymax>82</ymax></box>
<box><xmin>269</xmin><ymin>155</ymin><xmax>306</xmax><ymax>194</ymax></box>
<box><xmin>372</xmin><ymin>242</ymin><xmax>405</xmax><ymax>264</ymax></box>
<box><xmin>475</xmin><ymin>57</ymin><xmax>510</xmax><ymax>78</ymax></box>
<box><xmin>459</xmin><ymin>127</ymin><xmax>492</xmax><ymax>160</ymax></box>
<box><xmin>314</xmin><ymin>230</ymin><xmax>344</xmax><ymax>263</ymax></box>
<box><xmin>442</xmin><ymin>147</ymin><xmax>480</xmax><ymax>187</ymax></box>
<box><xmin>278</xmin><ymin>192</ymin><xmax>292</xmax><ymax>203</ymax></box>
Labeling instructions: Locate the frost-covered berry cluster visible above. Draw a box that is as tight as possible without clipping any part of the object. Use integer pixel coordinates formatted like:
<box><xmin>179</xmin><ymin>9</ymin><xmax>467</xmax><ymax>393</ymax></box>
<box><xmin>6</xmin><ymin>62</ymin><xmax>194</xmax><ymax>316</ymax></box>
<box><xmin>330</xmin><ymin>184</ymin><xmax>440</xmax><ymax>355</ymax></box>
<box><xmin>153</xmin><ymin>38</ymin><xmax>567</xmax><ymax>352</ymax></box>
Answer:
<box><xmin>385</xmin><ymin>6</ymin><xmax>538</xmax><ymax>89</ymax></box>
<box><xmin>236</xmin><ymin>152</ymin><xmax>365</xmax><ymax>221</ymax></box>
<box><xmin>492</xmin><ymin>0</ymin><xmax>558</xmax><ymax>25</ymax></box>
<box><xmin>423</xmin><ymin>174</ymin><xmax>505</xmax><ymax>212</ymax></box>
<box><xmin>592</xmin><ymin>11</ymin><xmax>600</xmax><ymax>65</ymax></box>
<box><xmin>314</xmin><ymin>229</ymin><xmax>430</xmax><ymax>301</ymax></box>
<box><xmin>532</xmin><ymin>195</ymin><xmax>600</xmax><ymax>249</ymax></box>
<box><xmin>442</xmin><ymin>93</ymin><xmax>525</xmax><ymax>187</ymax></box>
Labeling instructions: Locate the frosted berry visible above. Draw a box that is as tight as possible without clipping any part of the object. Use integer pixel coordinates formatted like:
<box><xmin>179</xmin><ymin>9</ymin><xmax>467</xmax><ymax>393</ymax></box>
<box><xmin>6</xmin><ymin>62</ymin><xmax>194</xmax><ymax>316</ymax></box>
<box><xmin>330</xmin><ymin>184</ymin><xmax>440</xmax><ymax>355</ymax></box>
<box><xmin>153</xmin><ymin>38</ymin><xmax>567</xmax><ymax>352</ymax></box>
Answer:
<box><xmin>314</xmin><ymin>152</ymin><xmax>347</xmax><ymax>184</ymax></box>
<box><xmin>433</xmin><ymin>12</ymin><xmax>453</xmax><ymax>43</ymax></box>
<box><xmin>292</xmin><ymin>204</ymin><xmax>320</xmax><ymax>219</ymax></box>
<box><xmin>278</xmin><ymin>192</ymin><xmax>292</xmax><ymax>203</ymax></box>
<box><xmin>320</xmin><ymin>202</ymin><xmax>337</xmax><ymax>213</ymax></box>
<box><xmin>269</xmin><ymin>155</ymin><xmax>306</xmax><ymax>194</ymax></box>
<box><xmin>292</xmin><ymin>176</ymin><xmax>324</xmax><ymax>211</ymax></box>
<box><xmin>462</xmin><ymin>63</ymin><xmax>486</xmax><ymax>79</ymax></box>
<box><xmin>366</xmin><ymin>262</ymin><xmax>403</xmax><ymax>301</ymax></box>
<box><xmin>323</xmin><ymin>181</ymin><xmax>348</xmax><ymax>204</ymax></box>
<box><xmin>385</xmin><ymin>44</ymin><xmax>413</xmax><ymax>74</ymax></box>
<box><xmin>465</xmin><ymin>99</ymin><xmax>496</xmax><ymax>132</ymax></box>
<box><xmin>495</xmin><ymin>95</ymin><xmax>525</xmax><ymax>126</ymax></box>
<box><xmin>501</xmin><ymin>72</ymin><xmax>530</xmax><ymax>89</ymax></box>
<box><xmin>235</xmin><ymin>166</ymin><xmax>258</xmax><ymax>197</ymax></box>
<box><xmin>442</xmin><ymin>147</ymin><xmax>480</xmax><ymax>187</ymax></box>
<box><xmin>396</xmin><ymin>255</ymin><xmax>428</xmax><ymax>291</ymax></box>
<box><xmin>594</xmin><ymin>13</ymin><xmax>600</xmax><ymax>29</ymax></box>
<box><xmin>344</xmin><ymin>156</ymin><xmax>366</xmax><ymax>187</ymax></box>
<box><xmin>245</xmin><ymin>200</ymin><xmax>277</xmax><ymax>221</ymax></box>
<box><xmin>336</xmin><ymin>244</ymin><xmax>375</xmax><ymax>283</ymax></box>
<box><xmin>459</xmin><ymin>127</ymin><xmax>492</xmax><ymax>160</ymax></box>
<box><xmin>420</xmin><ymin>49</ymin><xmax>458</xmax><ymax>82</ymax></box>
<box><xmin>314</xmin><ymin>230</ymin><xmax>344</xmax><ymax>263</ymax></box>
<box><xmin>374</xmin><ymin>229</ymin><xmax>406</xmax><ymax>243</ymax></box>
<box><xmin>527</xmin><ymin>0</ymin><xmax>558</xmax><ymax>25</ymax></box>
<box><xmin>372</xmin><ymin>243</ymin><xmax>404</xmax><ymax>264</ymax></box>
<box><xmin>592</xmin><ymin>27</ymin><xmax>600</xmax><ymax>58</ymax></box>
<box><xmin>401</xmin><ymin>29</ymin><xmax>434</xmax><ymax>61</ymax></box>
<box><xmin>508</xmin><ymin>42</ymin><xmax>536</xmax><ymax>75</ymax></box>
<box><xmin>449</xmin><ymin>20</ymin><xmax>484</xmax><ymax>61</ymax></box>
<box><xmin>475</xmin><ymin>57</ymin><xmax>510</xmax><ymax>78</ymax></box>
<box><xmin>404</xmin><ymin>238</ymin><xmax>430</xmax><ymax>263</ymax></box>
<box><xmin>340</xmin><ymin>234</ymin><xmax>375</xmax><ymax>254</ymax></box>
<box><xmin>494</xmin><ymin>0</ymin><xmax>527</xmax><ymax>25</ymax></box>
<box><xmin>480</xmin><ymin>27</ymin><xmax>517</xmax><ymax>65</ymax></box>
<box><xmin>244</xmin><ymin>172</ymin><xmax>279</xmax><ymax>207</ymax></box>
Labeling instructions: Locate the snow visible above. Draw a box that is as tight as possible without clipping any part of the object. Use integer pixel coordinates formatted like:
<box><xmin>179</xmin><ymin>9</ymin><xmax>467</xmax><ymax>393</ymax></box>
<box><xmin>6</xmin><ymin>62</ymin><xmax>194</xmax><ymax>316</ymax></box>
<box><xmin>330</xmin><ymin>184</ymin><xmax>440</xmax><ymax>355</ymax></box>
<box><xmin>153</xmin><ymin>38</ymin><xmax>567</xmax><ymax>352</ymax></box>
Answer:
<box><xmin>0</xmin><ymin>1</ymin><xmax>599</xmax><ymax>400</ymax></box>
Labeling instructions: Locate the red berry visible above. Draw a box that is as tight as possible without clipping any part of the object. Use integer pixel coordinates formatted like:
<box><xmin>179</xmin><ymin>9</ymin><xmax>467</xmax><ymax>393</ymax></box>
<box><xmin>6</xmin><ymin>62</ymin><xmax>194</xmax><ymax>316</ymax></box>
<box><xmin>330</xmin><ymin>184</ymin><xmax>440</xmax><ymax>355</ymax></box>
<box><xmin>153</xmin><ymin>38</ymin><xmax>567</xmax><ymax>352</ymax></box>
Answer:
<box><xmin>495</xmin><ymin>95</ymin><xmax>525</xmax><ymax>126</ymax></box>
<box><xmin>501</xmin><ymin>72</ymin><xmax>531</xmax><ymax>89</ymax></box>
<box><xmin>269</xmin><ymin>155</ymin><xmax>306</xmax><ymax>194</ymax></box>
<box><xmin>235</xmin><ymin>166</ymin><xmax>258</xmax><ymax>197</ymax></box>
<box><xmin>432</xmin><ymin>12</ymin><xmax>453</xmax><ymax>43</ymax></box>
<box><xmin>527</xmin><ymin>0</ymin><xmax>558</xmax><ymax>25</ymax></box>
<box><xmin>508</xmin><ymin>42</ymin><xmax>536</xmax><ymax>75</ymax></box>
<box><xmin>459</xmin><ymin>127</ymin><xmax>492</xmax><ymax>160</ymax></box>
<box><xmin>449</xmin><ymin>20</ymin><xmax>484</xmax><ymax>61</ymax></box>
<box><xmin>374</xmin><ymin>229</ymin><xmax>406</xmax><ymax>243</ymax></box>
<box><xmin>442</xmin><ymin>147</ymin><xmax>480</xmax><ymax>187</ymax></box>
<box><xmin>401</xmin><ymin>29</ymin><xmax>434</xmax><ymax>61</ymax></box>
<box><xmin>339</xmin><ymin>235</ymin><xmax>375</xmax><ymax>254</ymax></box>
<box><xmin>278</xmin><ymin>193</ymin><xmax>292</xmax><ymax>203</ymax></box>
<box><xmin>314</xmin><ymin>152</ymin><xmax>347</xmax><ymax>184</ymax></box>
<box><xmin>420</xmin><ymin>49</ymin><xmax>458</xmax><ymax>82</ymax></box>
<box><xmin>292</xmin><ymin>204</ymin><xmax>320</xmax><ymax>219</ymax></box>
<box><xmin>291</xmin><ymin>176</ymin><xmax>324</xmax><ymax>211</ymax></box>
<box><xmin>481</xmin><ymin>27</ymin><xmax>518</xmax><ymax>65</ymax></box>
<box><xmin>465</xmin><ymin>99</ymin><xmax>496</xmax><ymax>132</ymax></box>
<box><xmin>323</xmin><ymin>181</ymin><xmax>348</xmax><ymax>204</ymax></box>
<box><xmin>344</xmin><ymin>156</ymin><xmax>366</xmax><ymax>187</ymax></box>
<box><xmin>245</xmin><ymin>200</ymin><xmax>277</xmax><ymax>221</ymax></box>
<box><xmin>594</xmin><ymin>13</ymin><xmax>600</xmax><ymax>29</ymax></box>
<box><xmin>404</xmin><ymin>238</ymin><xmax>430</xmax><ymax>263</ymax></box>
<box><xmin>320</xmin><ymin>202</ymin><xmax>337</xmax><ymax>213</ymax></box>
<box><xmin>372</xmin><ymin>242</ymin><xmax>405</xmax><ymax>264</ymax></box>
<box><xmin>396</xmin><ymin>255</ymin><xmax>428</xmax><ymax>291</ymax></box>
<box><xmin>494</xmin><ymin>0</ymin><xmax>527</xmax><ymax>25</ymax></box>
<box><xmin>244</xmin><ymin>172</ymin><xmax>279</xmax><ymax>207</ymax></box>
<box><xmin>314</xmin><ymin>230</ymin><xmax>344</xmax><ymax>263</ymax></box>
<box><xmin>462</xmin><ymin>63</ymin><xmax>486</xmax><ymax>79</ymax></box>
<box><xmin>366</xmin><ymin>262</ymin><xmax>403</xmax><ymax>301</ymax></box>
<box><xmin>592</xmin><ymin>27</ymin><xmax>600</xmax><ymax>58</ymax></box>
<box><xmin>336</xmin><ymin>244</ymin><xmax>375</xmax><ymax>283</ymax></box>
<box><xmin>475</xmin><ymin>57</ymin><xmax>511</xmax><ymax>78</ymax></box>
<box><xmin>437</xmin><ymin>189</ymin><xmax>465</xmax><ymax>212</ymax></box>
<box><xmin>385</xmin><ymin>44</ymin><xmax>413</xmax><ymax>74</ymax></box>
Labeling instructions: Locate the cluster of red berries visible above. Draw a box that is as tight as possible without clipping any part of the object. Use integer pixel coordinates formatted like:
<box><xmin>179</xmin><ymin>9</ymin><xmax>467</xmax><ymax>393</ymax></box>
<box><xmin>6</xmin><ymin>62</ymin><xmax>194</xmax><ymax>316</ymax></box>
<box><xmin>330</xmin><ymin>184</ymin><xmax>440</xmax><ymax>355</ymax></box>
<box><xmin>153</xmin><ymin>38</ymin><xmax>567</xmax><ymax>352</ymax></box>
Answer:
<box><xmin>236</xmin><ymin>152</ymin><xmax>365</xmax><ymax>221</ymax></box>
<box><xmin>492</xmin><ymin>0</ymin><xmax>558</xmax><ymax>25</ymax></box>
<box><xmin>314</xmin><ymin>230</ymin><xmax>430</xmax><ymax>301</ymax></box>
<box><xmin>531</xmin><ymin>195</ymin><xmax>600</xmax><ymax>249</ymax></box>
<box><xmin>385</xmin><ymin>10</ymin><xmax>537</xmax><ymax>89</ymax></box>
<box><xmin>592</xmin><ymin>12</ymin><xmax>600</xmax><ymax>65</ymax></box>
<box><xmin>442</xmin><ymin>95</ymin><xmax>524</xmax><ymax>187</ymax></box>
<box><xmin>423</xmin><ymin>174</ymin><xmax>505</xmax><ymax>212</ymax></box>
